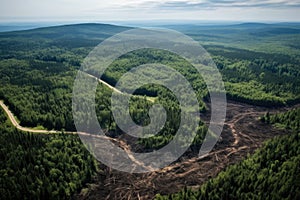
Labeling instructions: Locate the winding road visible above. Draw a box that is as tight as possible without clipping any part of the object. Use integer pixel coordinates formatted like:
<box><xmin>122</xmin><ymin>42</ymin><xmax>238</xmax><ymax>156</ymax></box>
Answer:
<box><xmin>0</xmin><ymin>100</ymin><xmax>154</xmax><ymax>172</ymax></box>
<box><xmin>0</xmin><ymin>101</ymin><xmax>59</xmax><ymax>133</ymax></box>
<box><xmin>93</xmin><ymin>73</ymin><xmax>155</xmax><ymax>103</ymax></box>
<box><xmin>1</xmin><ymin>97</ymin><xmax>298</xmax><ymax>200</ymax></box>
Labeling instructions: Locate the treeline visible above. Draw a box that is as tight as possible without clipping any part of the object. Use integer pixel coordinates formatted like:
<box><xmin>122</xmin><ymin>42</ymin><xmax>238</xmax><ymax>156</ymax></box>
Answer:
<box><xmin>261</xmin><ymin>107</ymin><xmax>300</xmax><ymax>130</ymax></box>
<box><xmin>0</xmin><ymin>109</ymin><xmax>98</xmax><ymax>199</ymax></box>
<box><xmin>213</xmin><ymin>54</ymin><xmax>300</xmax><ymax>107</ymax></box>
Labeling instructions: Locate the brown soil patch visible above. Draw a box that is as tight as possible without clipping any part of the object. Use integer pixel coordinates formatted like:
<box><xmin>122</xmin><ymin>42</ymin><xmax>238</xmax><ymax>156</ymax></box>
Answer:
<box><xmin>76</xmin><ymin>101</ymin><xmax>298</xmax><ymax>200</ymax></box>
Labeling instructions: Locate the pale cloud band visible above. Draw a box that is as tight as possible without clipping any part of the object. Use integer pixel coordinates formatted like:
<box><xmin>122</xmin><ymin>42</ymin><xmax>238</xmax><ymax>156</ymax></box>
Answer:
<box><xmin>113</xmin><ymin>0</ymin><xmax>300</xmax><ymax>10</ymax></box>
<box><xmin>0</xmin><ymin>0</ymin><xmax>300</xmax><ymax>22</ymax></box>
<box><xmin>153</xmin><ymin>0</ymin><xmax>300</xmax><ymax>10</ymax></box>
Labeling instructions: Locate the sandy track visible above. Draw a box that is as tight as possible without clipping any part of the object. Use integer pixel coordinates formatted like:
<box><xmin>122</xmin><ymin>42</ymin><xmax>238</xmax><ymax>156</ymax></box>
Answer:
<box><xmin>87</xmin><ymin>73</ymin><xmax>154</xmax><ymax>103</ymax></box>
<box><xmin>1</xmin><ymin>99</ymin><xmax>299</xmax><ymax>200</ymax></box>
<box><xmin>0</xmin><ymin>100</ymin><xmax>153</xmax><ymax>171</ymax></box>
<box><xmin>0</xmin><ymin>101</ymin><xmax>59</xmax><ymax>133</ymax></box>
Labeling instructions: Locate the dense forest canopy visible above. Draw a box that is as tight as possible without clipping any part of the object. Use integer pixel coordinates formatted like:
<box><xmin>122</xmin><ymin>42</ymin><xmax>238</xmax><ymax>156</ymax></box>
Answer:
<box><xmin>0</xmin><ymin>109</ymin><xmax>98</xmax><ymax>199</ymax></box>
<box><xmin>1</xmin><ymin>23</ymin><xmax>300</xmax><ymax>199</ymax></box>
<box><xmin>1</xmin><ymin>23</ymin><xmax>299</xmax><ymax>134</ymax></box>
<box><xmin>1</xmin><ymin>22</ymin><xmax>300</xmax><ymax>154</ymax></box>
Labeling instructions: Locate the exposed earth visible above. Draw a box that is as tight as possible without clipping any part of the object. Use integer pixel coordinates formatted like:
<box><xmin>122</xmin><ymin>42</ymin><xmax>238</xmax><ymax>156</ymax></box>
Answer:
<box><xmin>75</xmin><ymin>101</ymin><xmax>298</xmax><ymax>200</ymax></box>
<box><xmin>1</xmin><ymin>96</ymin><xmax>298</xmax><ymax>200</ymax></box>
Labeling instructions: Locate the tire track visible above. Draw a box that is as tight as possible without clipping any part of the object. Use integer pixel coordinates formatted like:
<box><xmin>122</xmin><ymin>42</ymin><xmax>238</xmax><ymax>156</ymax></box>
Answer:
<box><xmin>0</xmin><ymin>100</ymin><xmax>154</xmax><ymax>172</ymax></box>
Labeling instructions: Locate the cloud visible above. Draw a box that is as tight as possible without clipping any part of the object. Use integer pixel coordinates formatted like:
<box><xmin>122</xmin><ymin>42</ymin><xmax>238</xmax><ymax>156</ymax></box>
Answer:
<box><xmin>1</xmin><ymin>0</ymin><xmax>300</xmax><ymax>22</ymax></box>
<box><xmin>134</xmin><ymin>0</ymin><xmax>300</xmax><ymax>10</ymax></box>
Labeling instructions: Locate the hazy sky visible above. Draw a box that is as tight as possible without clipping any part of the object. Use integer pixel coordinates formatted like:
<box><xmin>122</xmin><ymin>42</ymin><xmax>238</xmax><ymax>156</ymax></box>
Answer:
<box><xmin>1</xmin><ymin>0</ymin><xmax>300</xmax><ymax>22</ymax></box>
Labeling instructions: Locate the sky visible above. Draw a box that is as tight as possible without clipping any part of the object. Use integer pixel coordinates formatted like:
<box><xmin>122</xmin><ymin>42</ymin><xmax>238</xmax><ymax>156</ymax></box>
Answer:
<box><xmin>1</xmin><ymin>0</ymin><xmax>300</xmax><ymax>23</ymax></box>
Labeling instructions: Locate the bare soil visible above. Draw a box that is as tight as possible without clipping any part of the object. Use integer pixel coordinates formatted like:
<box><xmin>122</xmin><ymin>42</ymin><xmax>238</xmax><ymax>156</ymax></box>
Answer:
<box><xmin>76</xmin><ymin>101</ymin><xmax>298</xmax><ymax>200</ymax></box>
<box><xmin>2</xmin><ymin>98</ymin><xmax>298</xmax><ymax>200</ymax></box>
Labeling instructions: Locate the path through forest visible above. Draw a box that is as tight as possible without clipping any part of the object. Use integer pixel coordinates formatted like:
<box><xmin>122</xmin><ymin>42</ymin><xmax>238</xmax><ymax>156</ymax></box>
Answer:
<box><xmin>1</xmin><ymin>98</ymin><xmax>298</xmax><ymax>200</ymax></box>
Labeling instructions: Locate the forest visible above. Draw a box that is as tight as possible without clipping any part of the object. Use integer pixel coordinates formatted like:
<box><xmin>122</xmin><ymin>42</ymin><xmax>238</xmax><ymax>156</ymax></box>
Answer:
<box><xmin>1</xmin><ymin>23</ymin><xmax>300</xmax><ymax>149</ymax></box>
<box><xmin>0</xmin><ymin>108</ymin><xmax>98</xmax><ymax>199</ymax></box>
<box><xmin>0</xmin><ymin>24</ymin><xmax>299</xmax><ymax>135</ymax></box>
<box><xmin>1</xmin><ymin>24</ymin><xmax>300</xmax><ymax>132</ymax></box>
<box><xmin>262</xmin><ymin>108</ymin><xmax>300</xmax><ymax>131</ymax></box>
<box><xmin>1</xmin><ymin>23</ymin><xmax>300</xmax><ymax>199</ymax></box>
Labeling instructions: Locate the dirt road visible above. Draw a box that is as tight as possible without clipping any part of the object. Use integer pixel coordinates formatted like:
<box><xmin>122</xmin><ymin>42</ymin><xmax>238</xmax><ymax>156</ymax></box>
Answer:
<box><xmin>1</xmin><ymin>99</ymin><xmax>298</xmax><ymax>200</ymax></box>
<box><xmin>0</xmin><ymin>101</ymin><xmax>60</xmax><ymax>133</ymax></box>
<box><xmin>93</xmin><ymin>74</ymin><xmax>154</xmax><ymax>102</ymax></box>
<box><xmin>0</xmin><ymin>100</ymin><xmax>152</xmax><ymax>171</ymax></box>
